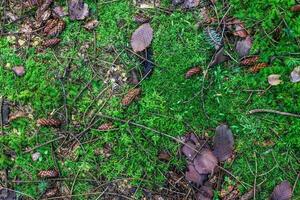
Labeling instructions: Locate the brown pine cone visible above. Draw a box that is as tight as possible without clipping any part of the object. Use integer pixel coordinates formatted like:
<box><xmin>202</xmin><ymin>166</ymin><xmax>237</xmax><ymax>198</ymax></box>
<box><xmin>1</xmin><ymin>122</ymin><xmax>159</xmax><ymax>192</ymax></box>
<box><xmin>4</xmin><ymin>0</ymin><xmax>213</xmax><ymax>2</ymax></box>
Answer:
<box><xmin>121</xmin><ymin>88</ymin><xmax>141</xmax><ymax>106</ymax></box>
<box><xmin>98</xmin><ymin>123</ymin><xmax>114</xmax><ymax>131</ymax></box>
<box><xmin>38</xmin><ymin>170</ymin><xmax>59</xmax><ymax>178</ymax></box>
<box><xmin>37</xmin><ymin>118</ymin><xmax>62</xmax><ymax>127</ymax></box>
<box><xmin>248</xmin><ymin>63</ymin><xmax>269</xmax><ymax>73</ymax></box>
<box><xmin>44</xmin><ymin>19</ymin><xmax>59</xmax><ymax>34</ymax></box>
<box><xmin>42</xmin><ymin>187</ymin><xmax>59</xmax><ymax>198</ymax></box>
<box><xmin>47</xmin><ymin>20</ymin><xmax>65</xmax><ymax>37</ymax></box>
<box><xmin>43</xmin><ymin>38</ymin><xmax>61</xmax><ymax>48</ymax></box>
<box><xmin>185</xmin><ymin>67</ymin><xmax>202</xmax><ymax>78</ymax></box>
<box><xmin>240</xmin><ymin>56</ymin><xmax>259</xmax><ymax>66</ymax></box>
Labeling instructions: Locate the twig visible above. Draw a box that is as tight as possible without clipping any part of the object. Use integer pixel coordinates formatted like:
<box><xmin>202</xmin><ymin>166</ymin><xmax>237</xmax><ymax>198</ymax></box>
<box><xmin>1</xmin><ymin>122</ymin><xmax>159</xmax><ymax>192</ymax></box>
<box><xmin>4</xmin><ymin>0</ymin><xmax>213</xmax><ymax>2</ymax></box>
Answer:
<box><xmin>24</xmin><ymin>135</ymin><xmax>65</xmax><ymax>153</ymax></box>
<box><xmin>293</xmin><ymin>172</ymin><xmax>300</xmax><ymax>194</ymax></box>
<box><xmin>0</xmin><ymin>96</ymin><xmax>3</xmax><ymax>134</ymax></box>
<box><xmin>248</xmin><ymin>109</ymin><xmax>300</xmax><ymax>118</ymax></box>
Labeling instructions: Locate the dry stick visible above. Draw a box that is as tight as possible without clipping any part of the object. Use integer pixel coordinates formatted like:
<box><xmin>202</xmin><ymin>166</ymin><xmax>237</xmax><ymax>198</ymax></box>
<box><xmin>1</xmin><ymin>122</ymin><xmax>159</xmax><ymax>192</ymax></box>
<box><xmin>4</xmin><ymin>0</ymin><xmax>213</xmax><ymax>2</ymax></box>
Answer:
<box><xmin>248</xmin><ymin>109</ymin><xmax>300</xmax><ymax>118</ymax></box>
<box><xmin>97</xmin><ymin>113</ymin><xmax>251</xmax><ymax>188</ymax></box>
<box><xmin>293</xmin><ymin>172</ymin><xmax>300</xmax><ymax>194</ymax></box>
<box><xmin>0</xmin><ymin>96</ymin><xmax>3</xmax><ymax>134</ymax></box>
<box><xmin>24</xmin><ymin>135</ymin><xmax>65</xmax><ymax>153</ymax></box>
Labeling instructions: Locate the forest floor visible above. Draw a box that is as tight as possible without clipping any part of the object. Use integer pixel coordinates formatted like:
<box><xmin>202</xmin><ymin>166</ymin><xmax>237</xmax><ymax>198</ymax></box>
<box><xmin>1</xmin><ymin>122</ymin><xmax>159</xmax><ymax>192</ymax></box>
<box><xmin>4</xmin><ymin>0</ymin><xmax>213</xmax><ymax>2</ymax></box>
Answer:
<box><xmin>0</xmin><ymin>0</ymin><xmax>300</xmax><ymax>199</ymax></box>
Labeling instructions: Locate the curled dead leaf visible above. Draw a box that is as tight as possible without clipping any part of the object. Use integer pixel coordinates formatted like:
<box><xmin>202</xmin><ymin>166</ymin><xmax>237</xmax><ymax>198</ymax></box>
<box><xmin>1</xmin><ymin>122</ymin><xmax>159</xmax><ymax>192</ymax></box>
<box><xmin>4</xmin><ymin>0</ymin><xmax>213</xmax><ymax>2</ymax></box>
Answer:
<box><xmin>268</xmin><ymin>74</ymin><xmax>282</xmax><ymax>86</ymax></box>
<box><xmin>181</xmin><ymin>141</ymin><xmax>197</xmax><ymax>160</ymax></box>
<box><xmin>53</xmin><ymin>6</ymin><xmax>67</xmax><ymax>17</ymax></box>
<box><xmin>131</xmin><ymin>23</ymin><xmax>153</xmax><ymax>52</ymax></box>
<box><xmin>209</xmin><ymin>47</ymin><xmax>230</xmax><ymax>67</ymax></box>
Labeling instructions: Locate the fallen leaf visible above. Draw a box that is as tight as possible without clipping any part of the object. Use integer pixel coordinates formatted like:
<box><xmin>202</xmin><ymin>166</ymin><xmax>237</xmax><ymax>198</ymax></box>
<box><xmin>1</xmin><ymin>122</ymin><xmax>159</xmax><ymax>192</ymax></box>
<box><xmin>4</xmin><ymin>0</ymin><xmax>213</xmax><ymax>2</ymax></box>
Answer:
<box><xmin>183</xmin><ymin>0</ymin><xmax>200</xmax><ymax>9</ymax></box>
<box><xmin>268</xmin><ymin>74</ymin><xmax>282</xmax><ymax>86</ymax></box>
<box><xmin>185</xmin><ymin>164</ymin><xmax>208</xmax><ymax>186</ymax></box>
<box><xmin>31</xmin><ymin>152</ymin><xmax>41</xmax><ymax>161</ymax></box>
<box><xmin>12</xmin><ymin>66</ymin><xmax>25</xmax><ymax>77</ymax></box>
<box><xmin>181</xmin><ymin>141</ymin><xmax>197</xmax><ymax>160</ymax></box>
<box><xmin>196</xmin><ymin>185</ymin><xmax>213</xmax><ymax>200</ymax></box>
<box><xmin>236</xmin><ymin>36</ymin><xmax>252</xmax><ymax>57</ymax></box>
<box><xmin>290</xmin><ymin>66</ymin><xmax>300</xmax><ymax>83</ymax></box>
<box><xmin>213</xmin><ymin>124</ymin><xmax>234</xmax><ymax>162</ymax></box>
<box><xmin>68</xmin><ymin>0</ymin><xmax>89</xmax><ymax>20</ymax></box>
<box><xmin>84</xmin><ymin>19</ymin><xmax>99</xmax><ymax>30</ymax></box>
<box><xmin>193</xmin><ymin>149</ymin><xmax>218</xmax><ymax>174</ymax></box>
<box><xmin>291</xmin><ymin>5</ymin><xmax>300</xmax><ymax>12</ymax></box>
<box><xmin>209</xmin><ymin>47</ymin><xmax>230</xmax><ymax>67</ymax></box>
<box><xmin>271</xmin><ymin>181</ymin><xmax>292</xmax><ymax>200</ymax></box>
<box><xmin>172</xmin><ymin>0</ymin><xmax>184</xmax><ymax>6</ymax></box>
<box><xmin>53</xmin><ymin>6</ymin><xmax>67</xmax><ymax>17</ymax></box>
<box><xmin>131</xmin><ymin>23</ymin><xmax>153</xmax><ymax>52</ymax></box>
<box><xmin>158</xmin><ymin>151</ymin><xmax>171</xmax><ymax>161</ymax></box>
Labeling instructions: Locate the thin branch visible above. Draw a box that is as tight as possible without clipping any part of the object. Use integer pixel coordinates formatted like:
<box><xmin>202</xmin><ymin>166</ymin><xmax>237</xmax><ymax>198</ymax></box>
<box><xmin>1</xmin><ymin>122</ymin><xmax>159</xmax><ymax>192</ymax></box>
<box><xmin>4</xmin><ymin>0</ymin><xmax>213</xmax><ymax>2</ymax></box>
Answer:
<box><xmin>248</xmin><ymin>109</ymin><xmax>300</xmax><ymax>118</ymax></box>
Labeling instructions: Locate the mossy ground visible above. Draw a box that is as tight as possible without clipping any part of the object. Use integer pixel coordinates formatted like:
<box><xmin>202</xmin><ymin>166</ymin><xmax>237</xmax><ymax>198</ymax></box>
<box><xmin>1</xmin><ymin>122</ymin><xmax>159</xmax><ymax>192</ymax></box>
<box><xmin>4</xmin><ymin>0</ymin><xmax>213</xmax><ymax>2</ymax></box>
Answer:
<box><xmin>0</xmin><ymin>0</ymin><xmax>299</xmax><ymax>199</ymax></box>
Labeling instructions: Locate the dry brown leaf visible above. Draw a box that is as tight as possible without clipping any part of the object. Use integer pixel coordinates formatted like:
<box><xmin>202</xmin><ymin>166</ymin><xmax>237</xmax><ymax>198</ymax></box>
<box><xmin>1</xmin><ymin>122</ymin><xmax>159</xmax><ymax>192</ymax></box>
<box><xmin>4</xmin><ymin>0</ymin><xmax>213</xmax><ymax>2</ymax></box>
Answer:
<box><xmin>268</xmin><ymin>74</ymin><xmax>282</xmax><ymax>86</ymax></box>
<box><xmin>271</xmin><ymin>181</ymin><xmax>292</xmax><ymax>200</ymax></box>
<box><xmin>193</xmin><ymin>149</ymin><xmax>218</xmax><ymax>174</ymax></box>
<box><xmin>213</xmin><ymin>124</ymin><xmax>234</xmax><ymax>162</ymax></box>
<box><xmin>131</xmin><ymin>23</ymin><xmax>153</xmax><ymax>52</ymax></box>
<box><xmin>53</xmin><ymin>6</ymin><xmax>67</xmax><ymax>17</ymax></box>
<box><xmin>236</xmin><ymin>36</ymin><xmax>252</xmax><ymax>57</ymax></box>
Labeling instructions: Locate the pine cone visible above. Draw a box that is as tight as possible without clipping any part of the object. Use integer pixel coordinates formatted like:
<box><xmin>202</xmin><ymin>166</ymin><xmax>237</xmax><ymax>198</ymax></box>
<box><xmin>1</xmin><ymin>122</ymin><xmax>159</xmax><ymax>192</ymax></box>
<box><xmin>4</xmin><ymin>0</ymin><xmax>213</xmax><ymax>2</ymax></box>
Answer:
<box><xmin>38</xmin><ymin>170</ymin><xmax>59</xmax><ymax>178</ymax></box>
<box><xmin>44</xmin><ymin>19</ymin><xmax>59</xmax><ymax>34</ymax></box>
<box><xmin>185</xmin><ymin>67</ymin><xmax>202</xmax><ymax>78</ymax></box>
<box><xmin>43</xmin><ymin>187</ymin><xmax>59</xmax><ymax>198</ymax></box>
<box><xmin>47</xmin><ymin>20</ymin><xmax>65</xmax><ymax>37</ymax></box>
<box><xmin>248</xmin><ymin>63</ymin><xmax>269</xmax><ymax>73</ymax></box>
<box><xmin>37</xmin><ymin>118</ymin><xmax>62</xmax><ymax>127</ymax></box>
<box><xmin>98</xmin><ymin>123</ymin><xmax>114</xmax><ymax>131</ymax></box>
<box><xmin>43</xmin><ymin>38</ymin><xmax>61</xmax><ymax>48</ymax></box>
<box><xmin>240</xmin><ymin>56</ymin><xmax>259</xmax><ymax>66</ymax></box>
<box><xmin>121</xmin><ymin>88</ymin><xmax>141</xmax><ymax>106</ymax></box>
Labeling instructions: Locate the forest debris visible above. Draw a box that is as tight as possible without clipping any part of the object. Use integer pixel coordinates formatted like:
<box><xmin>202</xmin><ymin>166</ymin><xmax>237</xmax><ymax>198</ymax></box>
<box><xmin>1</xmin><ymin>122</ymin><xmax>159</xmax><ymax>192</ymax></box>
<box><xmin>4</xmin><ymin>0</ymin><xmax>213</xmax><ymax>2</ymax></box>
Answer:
<box><xmin>121</xmin><ymin>88</ymin><xmax>141</xmax><ymax>106</ymax></box>
<box><xmin>131</xmin><ymin>23</ymin><xmax>153</xmax><ymax>52</ymax></box>
<box><xmin>68</xmin><ymin>0</ymin><xmax>89</xmax><ymax>20</ymax></box>
<box><xmin>141</xmin><ymin>48</ymin><xmax>154</xmax><ymax>77</ymax></box>
<box><xmin>47</xmin><ymin>20</ymin><xmax>65</xmax><ymax>37</ymax></box>
<box><xmin>185</xmin><ymin>164</ymin><xmax>208</xmax><ymax>186</ymax></box>
<box><xmin>209</xmin><ymin>47</ymin><xmax>230</xmax><ymax>67</ymax></box>
<box><xmin>290</xmin><ymin>66</ymin><xmax>300</xmax><ymax>83</ymax></box>
<box><xmin>240</xmin><ymin>56</ymin><xmax>259</xmax><ymax>66</ymax></box>
<box><xmin>248</xmin><ymin>109</ymin><xmax>300</xmax><ymax>118</ymax></box>
<box><xmin>228</xmin><ymin>19</ymin><xmax>249</xmax><ymax>38</ymax></box>
<box><xmin>98</xmin><ymin>122</ymin><xmax>114</xmax><ymax>130</ymax></box>
<box><xmin>31</xmin><ymin>152</ymin><xmax>41</xmax><ymax>161</ymax></box>
<box><xmin>1</xmin><ymin>100</ymin><xmax>10</xmax><ymax>126</ymax></box>
<box><xmin>37</xmin><ymin>118</ymin><xmax>62</xmax><ymax>127</ymax></box>
<box><xmin>134</xmin><ymin>13</ymin><xmax>150</xmax><ymax>24</ymax></box>
<box><xmin>270</xmin><ymin>181</ymin><xmax>292</xmax><ymax>200</ymax></box>
<box><xmin>44</xmin><ymin>19</ymin><xmax>59</xmax><ymax>34</ymax></box>
<box><xmin>268</xmin><ymin>74</ymin><xmax>282</xmax><ymax>86</ymax></box>
<box><xmin>12</xmin><ymin>66</ymin><xmax>25</xmax><ymax>77</ymax></box>
<box><xmin>183</xmin><ymin>0</ymin><xmax>200</xmax><ymax>9</ymax></box>
<box><xmin>185</xmin><ymin>67</ymin><xmax>202</xmax><ymax>78</ymax></box>
<box><xmin>213</xmin><ymin>125</ymin><xmax>234</xmax><ymax>162</ymax></box>
<box><xmin>181</xmin><ymin>141</ymin><xmax>197</xmax><ymax>160</ymax></box>
<box><xmin>43</xmin><ymin>38</ymin><xmax>61</xmax><ymax>48</ymax></box>
<box><xmin>53</xmin><ymin>6</ymin><xmax>67</xmax><ymax>17</ymax></box>
<box><xmin>158</xmin><ymin>151</ymin><xmax>171</xmax><ymax>161</ymax></box>
<box><xmin>9</xmin><ymin>111</ymin><xmax>28</xmax><ymax>122</ymax></box>
<box><xmin>128</xmin><ymin>70</ymin><xmax>139</xmax><ymax>85</ymax></box>
<box><xmin>38</xmin><ymin>170</ymin><xmax>59</xmax><ymax>178</ymax></box>
<box><xmin>42</xmin><ymin>187</ymin><xmax>59</xmax><ymax>198</ymax></box>
<box><xmin>196</xmin><ymin>185</ymin><xmax>213</xmax><ymax>200</ymax></box>
<box><xmin>205</xmin><ymin>27</ymin><xmax>223</xmax><ymax>49</ymax></box>
<box><xmin>248</xmin><ymin>63</ymin><xmax>268</xmax><ymax>73</ymax></box>
<box><xmin>193</xmin><ymin>149</ymin><xmax>218</xmax><ymax>174</ymax></box>
<box><xmin>236</xmin><ymin>36</ymin><xmax>252</xmax><ymax>57</ymax></box>
<box><xmin>84</xmin><ymin>19</ymin><xmax>99</xmax><ymax>30</ymax></box>
<box><xmin>291</xmin><ymin>5</ymin><xmax>300</xmax><ymax>12</ymax></box>
<box><xmin>172</xmin><ymin>0</ymin><xmax>184</xmax><ymax>6</ymax></box>
<box><xmin>239</xmin><ymin>186</ymin><xmax>261</xmax><ymax>200</ymax></box>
